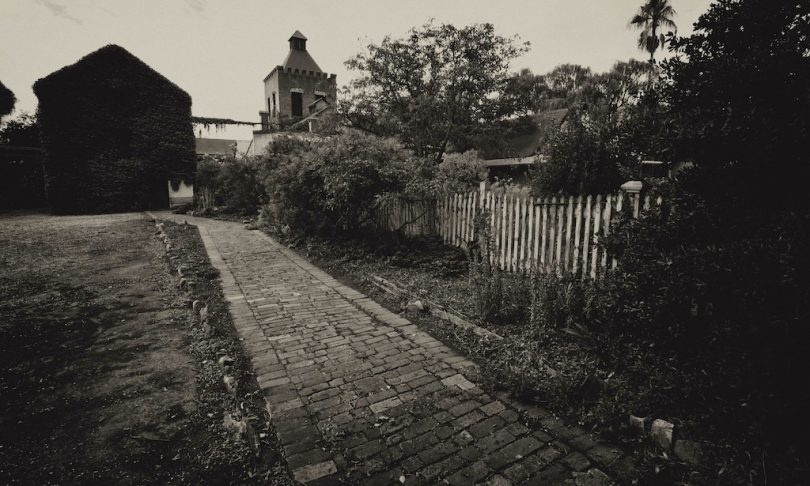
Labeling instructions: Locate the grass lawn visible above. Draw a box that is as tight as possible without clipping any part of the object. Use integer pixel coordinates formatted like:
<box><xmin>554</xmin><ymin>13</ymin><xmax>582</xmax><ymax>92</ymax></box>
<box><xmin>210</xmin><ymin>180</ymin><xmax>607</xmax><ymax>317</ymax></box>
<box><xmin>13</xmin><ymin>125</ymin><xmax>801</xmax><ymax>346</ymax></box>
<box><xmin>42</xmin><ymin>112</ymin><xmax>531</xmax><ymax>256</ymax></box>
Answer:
<box><xmin>0</xmin><ymin>212</ymin><xmax>293</xmax><ymax>485</ymax></box>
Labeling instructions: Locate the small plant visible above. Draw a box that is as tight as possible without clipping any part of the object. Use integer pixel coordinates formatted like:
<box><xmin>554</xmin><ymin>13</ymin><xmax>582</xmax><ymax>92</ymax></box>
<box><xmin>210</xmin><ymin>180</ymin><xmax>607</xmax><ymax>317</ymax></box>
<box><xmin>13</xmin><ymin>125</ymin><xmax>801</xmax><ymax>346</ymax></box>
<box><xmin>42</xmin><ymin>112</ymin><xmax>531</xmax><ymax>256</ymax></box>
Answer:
<box><xmin>469</xmin><ymin>210</ymin><xmax>531</xmax><ymax>324</ymax></box>
<box><xmin>528</xmin><ymin>270</ymin><xmax>587</xmax><ymax>332</ymax></box>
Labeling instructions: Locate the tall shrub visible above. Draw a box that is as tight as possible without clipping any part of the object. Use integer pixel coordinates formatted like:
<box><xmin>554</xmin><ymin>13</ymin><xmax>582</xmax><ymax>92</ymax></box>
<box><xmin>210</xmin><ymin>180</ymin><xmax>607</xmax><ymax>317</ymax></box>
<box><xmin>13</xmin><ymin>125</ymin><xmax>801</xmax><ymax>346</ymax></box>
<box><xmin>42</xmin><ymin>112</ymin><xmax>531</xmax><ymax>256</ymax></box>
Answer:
<box><xmin>218</xmin><ymin>157</ymin><xmax>265</xmax><ymax>214</ymax></box>
<box><xmin>262</xmin><ymin>131</ymin><xmax>415</xmax><ymax>235</ymax></box>
<box><xmin>416</xmin><ymin>150</ymin><xmax>486</xmax><ymax>196</ymax></box>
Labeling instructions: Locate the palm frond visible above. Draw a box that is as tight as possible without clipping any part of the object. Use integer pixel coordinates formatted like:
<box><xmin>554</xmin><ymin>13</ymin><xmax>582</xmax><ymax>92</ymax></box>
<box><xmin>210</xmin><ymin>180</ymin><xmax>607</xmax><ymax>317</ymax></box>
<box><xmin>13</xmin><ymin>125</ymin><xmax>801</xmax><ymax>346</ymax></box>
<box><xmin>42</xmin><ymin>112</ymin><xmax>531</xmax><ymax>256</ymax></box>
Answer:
<box><xmin>638</xmin><ymin>31</ymin><xmax>649</xmax><ymax>50</ymax></box>
<box><xmin>660</xmin><ymin>17</ymin><xmax>678</xmax><ymax>30</ymax></box>
<box><xmin>628</xmin><ymin>12</ymin><xmax>647</xmax><ymax>28</ymax></box>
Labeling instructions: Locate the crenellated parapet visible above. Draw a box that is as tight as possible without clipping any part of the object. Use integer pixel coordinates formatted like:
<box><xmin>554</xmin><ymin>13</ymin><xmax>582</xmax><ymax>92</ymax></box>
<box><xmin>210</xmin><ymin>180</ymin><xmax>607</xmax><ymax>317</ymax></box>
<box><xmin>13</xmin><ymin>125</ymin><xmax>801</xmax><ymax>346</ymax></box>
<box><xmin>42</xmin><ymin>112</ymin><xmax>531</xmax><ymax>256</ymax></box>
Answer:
<box><xmin>264</xmin><ymin>65</ymin><xmax>336</xmax><ymax>82</ymax></box>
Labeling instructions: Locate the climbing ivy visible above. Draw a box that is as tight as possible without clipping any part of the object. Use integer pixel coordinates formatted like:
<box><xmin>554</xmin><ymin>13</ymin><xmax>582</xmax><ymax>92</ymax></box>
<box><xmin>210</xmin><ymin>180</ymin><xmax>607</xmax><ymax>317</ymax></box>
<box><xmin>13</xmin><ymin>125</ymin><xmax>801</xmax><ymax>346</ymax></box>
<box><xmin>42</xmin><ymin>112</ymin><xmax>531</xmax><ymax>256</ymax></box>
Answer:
<box><xmin>33</xmin><ymin>45</ymin><xmax>195</xmax><ymax>214</ymax></box>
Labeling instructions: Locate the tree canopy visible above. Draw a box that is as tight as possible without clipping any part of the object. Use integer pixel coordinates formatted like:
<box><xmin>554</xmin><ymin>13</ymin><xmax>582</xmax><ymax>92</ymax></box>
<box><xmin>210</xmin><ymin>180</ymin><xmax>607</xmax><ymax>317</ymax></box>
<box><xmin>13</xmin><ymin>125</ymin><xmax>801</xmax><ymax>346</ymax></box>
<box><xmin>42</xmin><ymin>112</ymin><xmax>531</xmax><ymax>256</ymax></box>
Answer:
<box><xmin>663</xmin><ymin>0</ymin><xmax>810</xmax><ymax>206</ymax></box>
<box><xmin>531</xmin><ymin>60</ymin><xmax>661</xmax><ymax>194</ymax></box>
<box><xmin>0</xmin><ymin>112</ymin><xmax>40</xmax><ymax>147</ymax></box>
<box><xmin>342</xmin><ymin>21</ymin><xmax>529</xmax><ymax>161</ymax></box>
<box><xmin>0</xmin><ymin>80</ymin><xmax>15</xmax><ymax>119</ymax></box>
<box><xmin>543</xmin><ymin>64</ymin><xmax>593</xmax><ymax>100</ymax></box>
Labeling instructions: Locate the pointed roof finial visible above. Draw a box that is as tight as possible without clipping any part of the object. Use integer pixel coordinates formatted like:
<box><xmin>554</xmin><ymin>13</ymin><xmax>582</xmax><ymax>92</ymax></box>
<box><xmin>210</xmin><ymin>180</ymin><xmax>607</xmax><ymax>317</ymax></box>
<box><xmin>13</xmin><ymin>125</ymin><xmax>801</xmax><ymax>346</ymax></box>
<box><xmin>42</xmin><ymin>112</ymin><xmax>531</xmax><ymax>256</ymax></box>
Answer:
<box><xmin>289</xmin><ymin>30</ymin><xmax>307</xmax><ymax>41</ymax></box>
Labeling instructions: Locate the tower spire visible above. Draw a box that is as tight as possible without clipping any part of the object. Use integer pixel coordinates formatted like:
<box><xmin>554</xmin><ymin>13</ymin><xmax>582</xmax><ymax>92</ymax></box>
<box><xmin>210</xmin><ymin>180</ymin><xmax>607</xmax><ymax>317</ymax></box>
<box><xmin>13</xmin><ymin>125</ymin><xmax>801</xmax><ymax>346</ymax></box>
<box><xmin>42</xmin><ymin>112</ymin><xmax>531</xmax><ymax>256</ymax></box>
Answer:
<box><xmin>289</xmin><ymin>30</ymin><xmax>307</xmax><ymax>51</ymax></box>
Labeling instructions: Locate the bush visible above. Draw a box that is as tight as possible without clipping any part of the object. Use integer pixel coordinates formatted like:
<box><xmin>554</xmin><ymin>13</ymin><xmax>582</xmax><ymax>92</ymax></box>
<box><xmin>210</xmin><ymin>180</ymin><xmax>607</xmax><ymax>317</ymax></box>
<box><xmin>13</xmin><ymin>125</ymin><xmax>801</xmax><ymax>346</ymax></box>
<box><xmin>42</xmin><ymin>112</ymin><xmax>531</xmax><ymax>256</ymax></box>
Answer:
<box><xmin>410</xmin><ymin>150</ymin><xmax>486</xmax><ymax>196</ymax></box>
<box><xmin>261</xmin><ymin>130</ymin><xmax>416</xmax><ymax>235</ymax></box>
<box><xmin>193</xmin><ymin>156</ymin><xmax>223</xmax><ymax>209</ymax></box>
<box><xmin>575</xmin><ymin>169</ymin><xmax>810</xmax><ymax>480</ymax></box>
<box><xmin>192</xmin><ymin>155</ymin><xmax>266</xmax><ymax>214</ymax></box>
<box><xmin>530</xmin><ymin>120</ymin><xmax>626</xmax><ymax>195</ymax></box>
<box><xmin>218</xmin><ymin>157</ymin><xmax>264</xmax><ymax>214</ymax></box>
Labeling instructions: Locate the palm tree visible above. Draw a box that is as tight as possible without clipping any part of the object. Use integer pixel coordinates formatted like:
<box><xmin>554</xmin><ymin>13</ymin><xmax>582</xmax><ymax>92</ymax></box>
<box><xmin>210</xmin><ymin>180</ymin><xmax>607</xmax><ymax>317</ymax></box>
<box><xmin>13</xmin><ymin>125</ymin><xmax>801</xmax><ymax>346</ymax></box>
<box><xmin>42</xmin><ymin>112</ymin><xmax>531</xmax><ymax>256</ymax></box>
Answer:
<box><xmin>629</xmin><ymin>0</ymin><xmax>677</xmax><ymax>64</ymax></box>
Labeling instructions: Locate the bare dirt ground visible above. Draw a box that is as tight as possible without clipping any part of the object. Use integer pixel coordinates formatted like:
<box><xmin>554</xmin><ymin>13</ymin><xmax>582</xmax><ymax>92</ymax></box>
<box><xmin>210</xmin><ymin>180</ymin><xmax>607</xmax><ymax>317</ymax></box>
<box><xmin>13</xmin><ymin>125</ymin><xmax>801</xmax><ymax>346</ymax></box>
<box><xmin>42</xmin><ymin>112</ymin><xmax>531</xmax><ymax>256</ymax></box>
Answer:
<box><xmin>0</xmin><ymin>212</ymin><xmax>291</xmax><ymax>485</ymax></box>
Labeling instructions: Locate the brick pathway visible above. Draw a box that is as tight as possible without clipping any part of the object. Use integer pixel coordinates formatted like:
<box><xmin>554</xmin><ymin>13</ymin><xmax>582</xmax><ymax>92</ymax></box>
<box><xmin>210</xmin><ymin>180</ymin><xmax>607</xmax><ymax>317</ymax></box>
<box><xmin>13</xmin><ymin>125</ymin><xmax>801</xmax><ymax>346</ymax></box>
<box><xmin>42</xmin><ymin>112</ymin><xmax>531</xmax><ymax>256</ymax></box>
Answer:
<box><xmin>153</xmin><ymin>212</ymin><xmax>626</xmax><ymax>485</ymax></box>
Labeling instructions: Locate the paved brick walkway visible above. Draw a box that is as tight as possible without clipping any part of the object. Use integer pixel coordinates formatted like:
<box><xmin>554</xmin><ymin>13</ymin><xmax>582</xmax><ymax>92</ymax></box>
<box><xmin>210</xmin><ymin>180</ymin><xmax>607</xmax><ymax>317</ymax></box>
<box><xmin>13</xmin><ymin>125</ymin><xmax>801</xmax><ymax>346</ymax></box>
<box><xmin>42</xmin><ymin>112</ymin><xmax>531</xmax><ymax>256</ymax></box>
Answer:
<box><xmin>153</xmin><ymin>213</ymin><xmax>625</xmax><ymax>485</ymax></box>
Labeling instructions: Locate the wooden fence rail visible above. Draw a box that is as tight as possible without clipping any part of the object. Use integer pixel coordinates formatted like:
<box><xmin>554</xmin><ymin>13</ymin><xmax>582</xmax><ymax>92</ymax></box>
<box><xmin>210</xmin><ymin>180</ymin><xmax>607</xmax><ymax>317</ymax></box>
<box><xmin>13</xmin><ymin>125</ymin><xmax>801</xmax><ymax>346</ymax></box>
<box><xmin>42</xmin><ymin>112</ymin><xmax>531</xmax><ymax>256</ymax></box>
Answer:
<box><xmin>372</xmin><ymin>183</ymin><xmax>659</xmax><ymax>278</ymax></box>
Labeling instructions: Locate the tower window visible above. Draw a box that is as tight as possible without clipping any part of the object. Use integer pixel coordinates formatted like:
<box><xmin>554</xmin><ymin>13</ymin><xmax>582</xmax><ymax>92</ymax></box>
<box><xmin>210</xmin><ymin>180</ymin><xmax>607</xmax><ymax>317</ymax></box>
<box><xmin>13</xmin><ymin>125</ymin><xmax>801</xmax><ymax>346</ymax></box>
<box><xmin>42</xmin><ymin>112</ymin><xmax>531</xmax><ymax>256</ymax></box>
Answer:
<box><xmin>272</xmin><ymin>93</ymin><xmax>277</xmax><ymax>116</ymax></box>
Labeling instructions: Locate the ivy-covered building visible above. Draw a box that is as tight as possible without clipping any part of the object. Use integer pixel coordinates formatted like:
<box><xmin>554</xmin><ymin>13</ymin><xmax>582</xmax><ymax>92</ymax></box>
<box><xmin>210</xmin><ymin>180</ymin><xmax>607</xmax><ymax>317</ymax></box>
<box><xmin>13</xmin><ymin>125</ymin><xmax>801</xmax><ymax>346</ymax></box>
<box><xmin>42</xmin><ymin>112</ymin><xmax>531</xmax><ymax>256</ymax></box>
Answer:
<box><xmin>33</xmin><ymin>44</ymin><xmax>195</xmax><ymax>214</ymax></box>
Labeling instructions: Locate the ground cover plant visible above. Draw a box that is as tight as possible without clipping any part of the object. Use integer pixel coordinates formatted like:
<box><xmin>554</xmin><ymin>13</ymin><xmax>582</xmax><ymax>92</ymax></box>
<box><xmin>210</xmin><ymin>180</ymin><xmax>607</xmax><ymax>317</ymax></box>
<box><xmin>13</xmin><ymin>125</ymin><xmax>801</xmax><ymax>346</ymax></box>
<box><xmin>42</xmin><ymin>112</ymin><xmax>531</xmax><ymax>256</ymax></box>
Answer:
<box><xmin>0</xmin><ymin>213</ymin><xmax>292</xmax><ymax>485</ymax></box>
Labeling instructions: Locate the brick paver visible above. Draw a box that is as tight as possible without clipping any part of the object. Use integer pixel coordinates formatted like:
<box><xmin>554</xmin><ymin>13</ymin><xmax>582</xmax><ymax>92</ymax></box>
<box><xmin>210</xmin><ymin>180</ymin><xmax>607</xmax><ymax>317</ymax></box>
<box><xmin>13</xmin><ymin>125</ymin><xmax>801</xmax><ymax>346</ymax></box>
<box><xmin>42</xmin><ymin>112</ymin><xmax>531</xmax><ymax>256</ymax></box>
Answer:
<box><xmin>153</xmin><ymin>212</ymin><xmax>623</xmax><ymax>485</ymax></box>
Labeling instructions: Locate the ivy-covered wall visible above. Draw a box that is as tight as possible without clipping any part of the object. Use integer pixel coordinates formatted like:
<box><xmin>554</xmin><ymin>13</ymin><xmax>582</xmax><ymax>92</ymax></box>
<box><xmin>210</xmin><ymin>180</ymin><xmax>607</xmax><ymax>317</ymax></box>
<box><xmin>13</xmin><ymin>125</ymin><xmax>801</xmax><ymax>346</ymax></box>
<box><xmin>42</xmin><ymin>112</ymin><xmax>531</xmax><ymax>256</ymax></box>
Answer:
<box><xmin>33</xmin><ymin>44</ymin><xmax>195</xmax><ymax>214</ymax></box>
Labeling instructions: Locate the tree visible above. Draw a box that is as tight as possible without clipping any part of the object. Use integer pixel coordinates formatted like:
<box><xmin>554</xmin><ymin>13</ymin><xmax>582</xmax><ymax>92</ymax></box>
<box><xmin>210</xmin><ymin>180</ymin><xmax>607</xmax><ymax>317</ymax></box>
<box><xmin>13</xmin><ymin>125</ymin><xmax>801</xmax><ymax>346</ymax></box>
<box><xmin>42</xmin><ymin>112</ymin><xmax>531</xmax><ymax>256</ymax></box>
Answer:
<box><xmin>542</xmin><ymin>64</ymin><xmax>593</xmax><ymax>100</ymax></box>
<box><xmin>531</xmin><ymin>60</ymin><xmax>662</xmax><ymax>194</ymax></box>
<box><xmin>629</xmin><ymin>0</ymin><xmax>677</xmax><ymax>63</ymax></box>
<box><xmin>0</xmin><ymin>112</ymin><xmax>39</xmax><ymax>147</ymax></box>
<box><xmin>0</xmin><ymin>80</ymin><xmax>14</xmax><ymax>119</ymax></box>
<box><xmin>597</xmin><ymin>6</ymin><xmax>810</xmax><ymax>479</ymax></box>
<box><xmin>663</xmin><ymin>0</ymin><xmax>810</xmax><ymax>207</ymax></box>
<box><xmin>343</xmin><ymin>21</ymin><xmax>529</xmax><ymax>161</ymax></box>
<box><xmin>501</xmin><ymin>68</ymin><xmax>550</xmax><ymax>113</ymax></box>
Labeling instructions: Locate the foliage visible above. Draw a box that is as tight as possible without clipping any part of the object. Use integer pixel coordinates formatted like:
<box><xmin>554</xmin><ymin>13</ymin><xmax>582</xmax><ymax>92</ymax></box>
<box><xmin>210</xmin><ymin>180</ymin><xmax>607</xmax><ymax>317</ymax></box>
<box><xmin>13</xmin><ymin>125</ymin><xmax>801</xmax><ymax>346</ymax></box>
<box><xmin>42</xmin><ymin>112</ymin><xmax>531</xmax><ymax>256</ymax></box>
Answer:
<box><xmin>0</xmin><ymin>80</ymin><xmax>15</xmax><ymax>119</ymax></box>
<box><xmin>191</xmin><ymin>116</ymin><xmax>256</xmax><ymax>131</ymax></box>
<box><xmin>629</xmin><ymin>0</ymin><xmax>678</xmax><ymax>63</ymax></box>
<box><xmin>0</xmin><ymin>112</ymin><xmax>40</xmax><ymax>147</ymax></box>
<box><xmin>309</xmin><ymin>110</ymin><xmax>343</xmax><ymax>136</ymax></box>
<box><xmin>468</xmin><ymin>211</ymin><xmax>532</xmax><ymax>324</ymax></box>
<box><xmin>501</xmin><ymin>69</ymin><xmax>550</xmax><ymax>114</ymax></box>
<box><xmin>542</xmin><ymin>64</ymin><xmax>593</xmax><ymax>100</ymax></box>
<box><xmin>533</xmin><ymin>120</ymin><xmax>624</xmax><ymax>195</ymax></box>
<box><xmin>591</xmin><ymin>174</ymin><xmax>810</xmax><ymax>482</ymax></box>
<box><xmin>0</xmin><ymin>113</ymin><xmax>45</xmax><ymax>209</ymax></box>
<box><xmin>528</xmin><ymin>271</ymin><xmax>588</xmax><ymax>333</ymax></box>
<box><xmin>408</xmin><ymin>150</ymin><xmax>486</xmax><ymax>197</ymax></box>
<box><xmin>663</xmin><ymin>0</ymin><xmax>810</xmax><ymax>205</ymax></box>
<box><xmin>0</xmin><ymin>149</ymin><xmax>46</xmax><ymax>210</ymax></box>
<box><xmin>342</xmin><ymin>20</ymin><xmax>529</xmax><ymax>161</ymax></box>
<box><xmin>261</xmin><ymin>131</ymin><xmax>416</xmax><ymax>235</ymax></box>
<box><xmin>531</xmin><ymin>60</ymin><xmax>661</xmax><ymax>194</ymax></box>
<box><xmin>499</xmin><ymin>64</ymin><xmax>593</xmax><ymax>115</ymax></box>
<box><xmin>218</xmin><ymin>157</ymin><xmax>265</xmax><ymax>214</ymax></box>
<box><xmin>33</xmin><ymin>44</ymin><xmax>195</xmax><ymax>214</ymax></box>
<box><xmin>193</xmin><ymin>156</ymin><xmax>224</xmax><ymax>209</ymax></box>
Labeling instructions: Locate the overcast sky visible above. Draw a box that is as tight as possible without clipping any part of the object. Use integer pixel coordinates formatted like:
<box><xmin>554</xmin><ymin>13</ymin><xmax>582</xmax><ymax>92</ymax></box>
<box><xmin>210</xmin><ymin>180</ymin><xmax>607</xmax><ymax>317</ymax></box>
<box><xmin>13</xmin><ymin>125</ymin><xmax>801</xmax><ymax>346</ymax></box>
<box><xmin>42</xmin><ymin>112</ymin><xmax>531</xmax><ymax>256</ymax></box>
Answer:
<box><xmin>1</xmin><ymin>0</ymin><xmax>713</xmax><ymax>139</ymax></box>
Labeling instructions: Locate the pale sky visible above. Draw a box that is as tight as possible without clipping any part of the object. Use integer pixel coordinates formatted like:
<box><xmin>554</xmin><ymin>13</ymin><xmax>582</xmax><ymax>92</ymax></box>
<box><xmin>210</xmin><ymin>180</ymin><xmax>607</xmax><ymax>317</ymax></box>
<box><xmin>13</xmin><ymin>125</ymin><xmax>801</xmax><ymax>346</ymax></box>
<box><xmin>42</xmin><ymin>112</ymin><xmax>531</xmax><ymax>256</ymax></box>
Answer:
<box><xmin>0</xmin><ymin>0</ymin><xmax>713</xmax><ymax>139</ymax></box>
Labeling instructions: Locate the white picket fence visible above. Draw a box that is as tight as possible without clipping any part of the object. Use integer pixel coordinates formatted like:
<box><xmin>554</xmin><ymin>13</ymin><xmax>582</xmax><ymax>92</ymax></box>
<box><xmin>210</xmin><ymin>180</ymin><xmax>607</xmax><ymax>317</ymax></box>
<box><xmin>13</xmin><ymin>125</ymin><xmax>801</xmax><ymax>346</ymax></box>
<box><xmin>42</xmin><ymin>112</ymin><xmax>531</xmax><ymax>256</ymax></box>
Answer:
<box><xmin>374</xmin><ymin>182</ymin><xmax>660</xmax><ymax>278</ymax></box>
